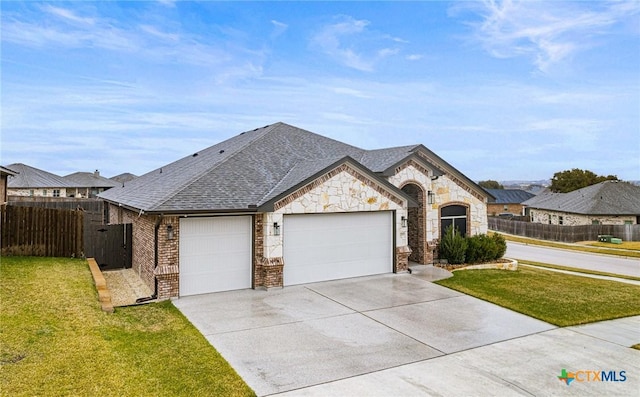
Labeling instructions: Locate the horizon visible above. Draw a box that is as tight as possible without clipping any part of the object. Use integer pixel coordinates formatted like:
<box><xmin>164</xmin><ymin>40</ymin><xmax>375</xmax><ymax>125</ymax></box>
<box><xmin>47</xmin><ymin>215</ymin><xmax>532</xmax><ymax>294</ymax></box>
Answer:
<box><xmin>2</xmin><ymin>1</ymin><xmax>639</xmax><ymax>181</ymax></box>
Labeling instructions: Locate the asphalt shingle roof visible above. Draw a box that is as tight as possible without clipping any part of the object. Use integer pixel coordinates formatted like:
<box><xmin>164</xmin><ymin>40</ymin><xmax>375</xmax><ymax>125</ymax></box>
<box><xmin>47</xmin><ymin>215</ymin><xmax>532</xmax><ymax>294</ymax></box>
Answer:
<box><xmin>99</xmin><ymin>122</ymin><xmax>486</xmax><ymax>213</ymax></box>
<box><xmin>5</xmin><ymin>163</ymin><xmax>80</xmax><ymax>188</ymax></box>
<box><xmin>486</xmin><ymin>189</ymin><xmax>535</xmax><ymax>204</ymax></box>
<box><xmin>522</xmin><ymin>181</ymin><xmax>640</xmax><ymax>215</ymax></box>
<box><xmin>65</xmin><ymin>172</ymin><xmax>119</xmax><ymax>188</ymax></box>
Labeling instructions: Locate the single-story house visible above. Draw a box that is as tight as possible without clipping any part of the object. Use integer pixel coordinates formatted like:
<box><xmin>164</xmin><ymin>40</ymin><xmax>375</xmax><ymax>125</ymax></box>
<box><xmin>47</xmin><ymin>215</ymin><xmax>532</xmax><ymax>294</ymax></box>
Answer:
<box><xmin>5</xmin><ymin>163</ymin><xmax>81</xmax><ymax>198</ymax></box>
<box><xmin>64</xmin><ymin>170</ymin><xmax>119</xmax><ymax>198</ymax></box>
<box><xmin>99</xmin><ymin>122</ymin><xmax>491</xmax><ymax>298</ymax></box>
<box><xmin>485</xmin><ymin>189</ymin><xmax>535</xmax><ymax>217</ymax></box>
<box><xmin>523</xmin><ymin>180</ymin><xmax>640</xmax><ymax>226</ymax></box>
<box><xmin>1</xmin><ymin>165</ymin><xmax>18</xmax><ymax>204</ymax></box>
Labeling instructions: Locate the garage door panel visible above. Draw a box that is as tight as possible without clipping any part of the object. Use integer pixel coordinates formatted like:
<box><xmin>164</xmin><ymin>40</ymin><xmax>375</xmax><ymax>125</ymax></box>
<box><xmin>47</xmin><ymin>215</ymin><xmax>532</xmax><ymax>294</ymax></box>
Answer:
<box><xmin>284</xmin><ymin>212</ymin><xmax>393</xmax><ymax>286</ymax></box>
<box><xmin>179</xmin><ymin>216</ymin><xmax>251</xmax><ymax>296</ymax></box>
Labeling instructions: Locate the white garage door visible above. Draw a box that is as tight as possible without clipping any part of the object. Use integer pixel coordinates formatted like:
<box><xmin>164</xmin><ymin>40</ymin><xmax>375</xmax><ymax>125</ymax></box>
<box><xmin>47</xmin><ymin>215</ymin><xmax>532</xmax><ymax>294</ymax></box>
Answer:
<box><xmin>179</xmin><ymin>216</ymin><xmax>252</xmax><ymax>296</ymax></box>
<box><xmin>283</xmin><ymin>212</ymin><xmax>393</xmax><ymax>286</ymax></box>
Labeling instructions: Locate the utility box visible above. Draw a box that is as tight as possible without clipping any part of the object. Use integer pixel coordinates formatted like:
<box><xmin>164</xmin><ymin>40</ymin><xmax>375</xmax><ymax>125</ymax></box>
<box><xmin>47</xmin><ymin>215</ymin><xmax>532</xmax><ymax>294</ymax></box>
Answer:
<box><xmin>598</xmin><ymin>235</ymin><xmax>613</xmax><ymax>243</ymax></box>
<box><xmin>610</xmin><ymin>238</ymin><xmax>623</xmax><ymax>244</ymax></box>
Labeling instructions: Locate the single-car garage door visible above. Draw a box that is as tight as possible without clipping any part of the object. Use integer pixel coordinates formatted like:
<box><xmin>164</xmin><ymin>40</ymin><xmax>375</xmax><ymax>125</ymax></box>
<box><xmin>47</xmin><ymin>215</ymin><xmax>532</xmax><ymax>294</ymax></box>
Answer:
<box><xmin>179</xmin><ymin>216</ymin><xmax>252</xmax><ymax>296</ymax></box>
<box><xmin>283</xmin><ymin>212</ymin><xmax>393</xmax><ymax>286</ymax></box>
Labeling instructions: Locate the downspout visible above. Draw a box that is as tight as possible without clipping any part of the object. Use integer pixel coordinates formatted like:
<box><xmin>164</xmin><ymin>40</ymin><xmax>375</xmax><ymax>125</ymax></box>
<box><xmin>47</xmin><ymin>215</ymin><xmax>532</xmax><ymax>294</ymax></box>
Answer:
<box><xmin>152</xmin><ymin>216</ymin><xmax>162</xmax><ymax>299</ymax></box>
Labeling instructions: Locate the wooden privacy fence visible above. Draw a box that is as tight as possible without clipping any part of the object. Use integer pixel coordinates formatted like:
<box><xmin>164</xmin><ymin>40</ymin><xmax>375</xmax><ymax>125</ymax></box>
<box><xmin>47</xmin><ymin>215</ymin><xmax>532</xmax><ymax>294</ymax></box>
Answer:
<box><xmin>1</xmin><ymin>205</ymin><xmax>84</xmax><ymax>257</ymax></box>
<box><xmin>489</xmin><ymin>217</ymin><xmax>640</xmax><ymax>242</ymax></box>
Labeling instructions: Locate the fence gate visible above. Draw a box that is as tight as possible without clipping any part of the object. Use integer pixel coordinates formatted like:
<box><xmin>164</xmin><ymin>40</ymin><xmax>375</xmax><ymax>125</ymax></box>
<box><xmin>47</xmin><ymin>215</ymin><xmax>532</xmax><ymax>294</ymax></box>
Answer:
<box><xmin>84</xmin><ymin>223</ymin><xmax>132</xmax><ymax>270</ymax></box>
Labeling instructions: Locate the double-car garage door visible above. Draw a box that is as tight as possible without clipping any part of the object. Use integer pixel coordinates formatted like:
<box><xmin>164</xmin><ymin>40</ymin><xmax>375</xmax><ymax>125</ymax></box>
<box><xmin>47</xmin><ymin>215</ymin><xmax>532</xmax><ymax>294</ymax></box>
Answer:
<box><xmin>179</xmin><ymin>212</ymin><xmax>393</xmax><ymax>296</ymax></box>
<box><xmin>283</xmin><ymin>212</ymin><xmax>393</xmax><ymax>285</ymax></box>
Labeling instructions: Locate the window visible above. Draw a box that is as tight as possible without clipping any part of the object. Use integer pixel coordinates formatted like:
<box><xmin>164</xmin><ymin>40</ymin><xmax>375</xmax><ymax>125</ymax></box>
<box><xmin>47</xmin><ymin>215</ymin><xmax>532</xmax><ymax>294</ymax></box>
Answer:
<box><xmin>503</xmin><ymin>205</ymin><xmax>508</xmax><ymax>211</ymax></box>
<box><xmin>625</xmin><ymin>220</ymin><xmax>632</xmax><ymax>225</ymax></box>
<box><xmin>592</xmin><ymin>220</ymin><xmax>600</xmax><ymax>225</ymax></box>
<box><xmin>53</xmin><ymin>190</ymin><xmax>60</xmax><ymax>197</ymax></box>
<box><xmin>43</xmin><ymin>189</ymin><xmax>47</xmax><ymax>196</ymax></box>
<box><xmin>29</xmin><ymin>190</ymin><xmax>34</xmax><ymax>196</ymax></box>
<box><xmin>559</xmin><ymin>216</ymin><xmax>563</xmax><ymax>225</ymax></box>
<box><xmin>441</xmin><ymin>205</ymin><xmax>468</xmax><ymax>237</ymax></box>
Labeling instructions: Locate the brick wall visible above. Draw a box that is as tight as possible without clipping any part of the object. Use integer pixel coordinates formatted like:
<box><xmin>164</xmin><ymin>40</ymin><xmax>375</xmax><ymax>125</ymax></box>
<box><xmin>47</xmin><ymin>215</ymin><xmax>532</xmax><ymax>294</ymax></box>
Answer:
<box><xmin>487</xmin><ymin>203</ymin><xmax>525</xmax><ymax>216</ymax></box>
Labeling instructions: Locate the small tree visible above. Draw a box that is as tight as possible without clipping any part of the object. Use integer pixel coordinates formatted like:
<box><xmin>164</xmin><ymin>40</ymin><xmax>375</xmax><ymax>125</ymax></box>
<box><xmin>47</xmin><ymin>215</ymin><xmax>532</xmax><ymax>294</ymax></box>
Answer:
<box><xmin>439</xmin><ymin>225</ymin><xmax>467</xmax><ymax>264</ymax></box>
<box><xmin>478</xmin><ymin>180</ymin><xmax>503</xmax><ymax>189</ymax></box>
<box><xmin>550</xmin><ymin>169</ymin><xmax>618</xmax><ymax>193</ymax></box>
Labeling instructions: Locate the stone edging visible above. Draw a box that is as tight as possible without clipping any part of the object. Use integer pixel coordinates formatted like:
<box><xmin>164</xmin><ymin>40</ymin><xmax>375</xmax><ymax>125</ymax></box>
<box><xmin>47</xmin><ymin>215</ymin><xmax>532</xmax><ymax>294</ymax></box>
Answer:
<box><xmin>451</xmin><ymin>258</ymin><xmax>518</xmax><ymax>272</ymax></box>
<box><xmin>87</xmin><ymin>258</ymin><xmax>114</xmax><ymax>313</ymax></box>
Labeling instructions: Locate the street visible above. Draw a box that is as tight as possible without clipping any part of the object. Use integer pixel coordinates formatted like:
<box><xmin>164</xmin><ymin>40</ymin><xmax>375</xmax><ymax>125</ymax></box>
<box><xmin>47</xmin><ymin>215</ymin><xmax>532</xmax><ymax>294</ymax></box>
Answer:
<box><xmin>506</xmin><ymin>242</ymin><xmax>640</xmax><ymax>278</ymax></box>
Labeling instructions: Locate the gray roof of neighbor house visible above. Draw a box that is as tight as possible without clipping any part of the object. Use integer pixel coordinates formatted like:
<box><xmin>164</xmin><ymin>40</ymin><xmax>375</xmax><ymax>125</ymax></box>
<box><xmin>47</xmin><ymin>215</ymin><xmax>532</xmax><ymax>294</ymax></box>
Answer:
<box><xmin>485</xmin><ymin>189</ymin><xmax>535</xmax><ymax>204</ymax></box>
<box><xmin>65</xmin><ymin>171</ymin><xmax>119</xmax><ymax>188</ymax></box>
<box><xmin>99</xmin><ymin>122</ymin><xmax>488</xmax><ymax>213</ymax></box>
<box><xmin>522</xmin><ymin>181</ymin><xmax>640</xmax><ymax>215</ymax></box>
<box><xmin>110</xmin><ymin>173</ymin><xmax>137</xmax><ymax>184</ymax></box>
<box><xmin>5</xmin><ymin>163</ymin><xmax>80</xmax><ymax>188</ymax></box>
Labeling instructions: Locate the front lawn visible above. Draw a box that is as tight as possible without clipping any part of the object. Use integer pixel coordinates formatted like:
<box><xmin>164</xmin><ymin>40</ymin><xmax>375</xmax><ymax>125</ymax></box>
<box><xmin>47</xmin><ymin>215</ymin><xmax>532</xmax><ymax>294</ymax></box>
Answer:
<box><xmin>435</xmin><ymin>267</ymin><xmax>640</xmax><ymax>327</ymax></box>
<box><xmin>0</xmin><ymin>256</ymin><xmax>255</xmax><ymax>397</ymax></box>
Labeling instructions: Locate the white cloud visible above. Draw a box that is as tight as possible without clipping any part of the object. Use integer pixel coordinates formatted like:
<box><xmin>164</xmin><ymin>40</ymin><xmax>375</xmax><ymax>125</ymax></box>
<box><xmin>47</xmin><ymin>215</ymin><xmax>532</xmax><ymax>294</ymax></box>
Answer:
<box><xmin>459</xmin><ymin>0</ymin><xmax>640</xmax><ymax>72</ymax></box>
<box><xmin>311</xmin><ymin>15</ymin><xmax>406</xmax><ymax>72</ymax></box>
<box><xmin>406</xmin><ymin>54</ymin><xmax>423</xmax><ymax>61</ymax></box>
<box><xmin>41</xmin><ymin>5</ymin><xmax>95</xmax><ymax>25</ymax></box>
<box><xmin>271</xmin><ymin>20</ymin><xmax>288</xmax><ymax>38</ymax></box>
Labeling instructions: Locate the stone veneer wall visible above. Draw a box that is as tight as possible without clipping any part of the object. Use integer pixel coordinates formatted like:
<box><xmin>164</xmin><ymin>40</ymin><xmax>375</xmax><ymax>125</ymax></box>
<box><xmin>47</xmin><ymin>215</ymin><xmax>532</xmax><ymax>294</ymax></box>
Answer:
<box><xmin>530</xmin><ymin>209</ymin><xmax>637</xmax><ymax>226</ymax></box>
<box><xmin>264</xmin><ymin>164</ymin><xmax>410</xmax><ymax>284</ymax></box>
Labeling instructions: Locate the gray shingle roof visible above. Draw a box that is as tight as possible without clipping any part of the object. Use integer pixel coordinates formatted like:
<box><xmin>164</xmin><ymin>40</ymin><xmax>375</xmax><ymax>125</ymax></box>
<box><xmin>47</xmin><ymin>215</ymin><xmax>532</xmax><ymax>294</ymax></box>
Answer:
<box><xmin>99</xmin><ymin>122</ymin><xmax>486</xmax><ymax>213</ymax></box>
<box><xmin>5</xmin><ymin>163</ymin><xmax>80</xmax><ymax>188</ymax></box>
<box><xmin>522</xmin><ymin>181</ymin><xmax>640</xmax><ymax>215</ymax></box>
<box><xmin>486</xmin><ymin>189</ymin><xmax>535</xmax><ymax>204</ymax></box>
<box><xmin>65</xmin><ymin>172</ymin><xmax>119</xmax><ymax>188</ymax></box>
<box><xmin>110</xmin><ymin>173</ymin><xmax>137</xmax><ymax>184</ymax></box>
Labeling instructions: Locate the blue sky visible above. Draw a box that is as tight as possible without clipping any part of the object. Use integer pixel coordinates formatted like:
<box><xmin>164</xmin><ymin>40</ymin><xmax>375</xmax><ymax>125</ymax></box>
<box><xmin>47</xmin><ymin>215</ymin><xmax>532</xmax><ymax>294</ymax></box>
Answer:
<box><xmin>2</xmin><ymin>1</ymin><xmax>639</xmax><ymax>182</ymax></box>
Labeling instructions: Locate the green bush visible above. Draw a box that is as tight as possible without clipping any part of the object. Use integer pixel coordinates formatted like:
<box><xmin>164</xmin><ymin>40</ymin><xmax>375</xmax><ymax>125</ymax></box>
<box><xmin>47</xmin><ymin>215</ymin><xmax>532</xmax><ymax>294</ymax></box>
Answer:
<box><xmin>464</xmin><ymin>233</ymin><xmax>507</xmax><ymax>263</ymax></box>
<box><xmin>439</xmin><ymin>225</ymin><xmax>467</xmax><ymax>264</ymax></box>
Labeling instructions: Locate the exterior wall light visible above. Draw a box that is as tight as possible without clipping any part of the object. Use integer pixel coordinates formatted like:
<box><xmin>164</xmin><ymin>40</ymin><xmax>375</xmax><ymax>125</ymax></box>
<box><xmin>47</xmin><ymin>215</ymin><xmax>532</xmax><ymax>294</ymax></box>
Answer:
<box><xmin>401</xmin><ymin>216</ymin><xmax>408</xmax><ymax>228</ymax></box>
<box><xmin>167</xmin><ymin>224</ymin><xmax>174</xmax><ymax>240</ymax></box>
<box><xmin>273</xmin><ymin>222</ymin><xmax>281</xmax><ymax>236</ymax></box>
<box><xmin>427</xmin><ymin>190</ymin><xmax>435</xmax><ymax>205</ymax></box>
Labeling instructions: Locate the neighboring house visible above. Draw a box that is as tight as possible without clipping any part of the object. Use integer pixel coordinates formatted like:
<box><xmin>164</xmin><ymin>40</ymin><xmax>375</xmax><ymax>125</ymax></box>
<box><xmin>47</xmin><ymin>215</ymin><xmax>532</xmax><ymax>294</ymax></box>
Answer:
<box><xmin>1</xmin><ymin>166</ymin><xmax>18</xmax><ymax>204</ymax></box>
<box><xmin>485</xmin><ymin>189</ymin><xmax>535</xmax><ymax>216</ymax></box>
<box><xmin>5</xmin><ymin>163</ymin><xmax>81</xmax><ymax>198</ymax></box>
<box><xmin>99</xmin><ymin>122</ymin><xmax>491</xmax><ymax>299</ymax></box>
<box><xmin>65</xmin><ymin>170</ymin><xmax>119</xmax><ymax>198</ymax></box>
<box><xmin>110</xmin><ymin>173</ymin><xmax>137</xmax><ymax>185</ymax></box>
<box><xmin>523</xmin><ymin>181</ymin><xmax>640</xmax><ymax>226</ymax></box>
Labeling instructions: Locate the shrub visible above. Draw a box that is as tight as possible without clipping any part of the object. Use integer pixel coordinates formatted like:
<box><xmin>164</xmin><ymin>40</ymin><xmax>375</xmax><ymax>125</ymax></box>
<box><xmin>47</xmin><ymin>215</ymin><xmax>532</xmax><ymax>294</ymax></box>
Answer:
<box><xmin>439</xmin><ymin>225</ymin><xmax>467</xmax><ymax>264</ymax></box>
<box><xmin>464</xmin><ymin>233</ymin><xmax>507</xmax><ymax>263</ymax></box>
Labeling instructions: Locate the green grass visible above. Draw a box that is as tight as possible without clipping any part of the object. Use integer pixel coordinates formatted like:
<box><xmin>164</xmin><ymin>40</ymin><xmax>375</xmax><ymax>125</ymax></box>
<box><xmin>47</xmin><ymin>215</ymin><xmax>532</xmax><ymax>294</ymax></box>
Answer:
<box><xmin>0</xmin><ymin>256</ymin><xmax>255</xmax><ymax>397</ymax></box>
<box><xmin>498</xmin><ymin>233</ymin><xmax>640</xmax><ymax>258</ymax></box>
<box><xmin>586</xmin><ymin>241</ymin><xmax>640</xmax><ymax>250</ymax></box>
<box><xmin>435</xmin><ymin>266</ymin><xmax>640</xmax><ymax>327</ymax></box>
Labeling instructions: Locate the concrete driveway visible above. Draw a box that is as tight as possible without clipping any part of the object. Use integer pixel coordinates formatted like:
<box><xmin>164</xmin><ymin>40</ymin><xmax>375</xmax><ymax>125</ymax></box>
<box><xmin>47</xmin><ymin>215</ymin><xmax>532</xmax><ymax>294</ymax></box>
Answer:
<box><xmin>173</xmin><ymin>268</ymin><xmax>578</xmax><ymax>396</ymax></box>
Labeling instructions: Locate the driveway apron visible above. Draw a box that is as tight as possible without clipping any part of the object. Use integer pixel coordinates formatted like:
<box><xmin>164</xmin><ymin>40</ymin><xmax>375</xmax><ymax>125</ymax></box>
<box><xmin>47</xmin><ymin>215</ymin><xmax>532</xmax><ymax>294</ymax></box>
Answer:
<box><xmin>174</xmin><ymin>273</ymin><xmax>556</xmax><ymax>396</ymax></box>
